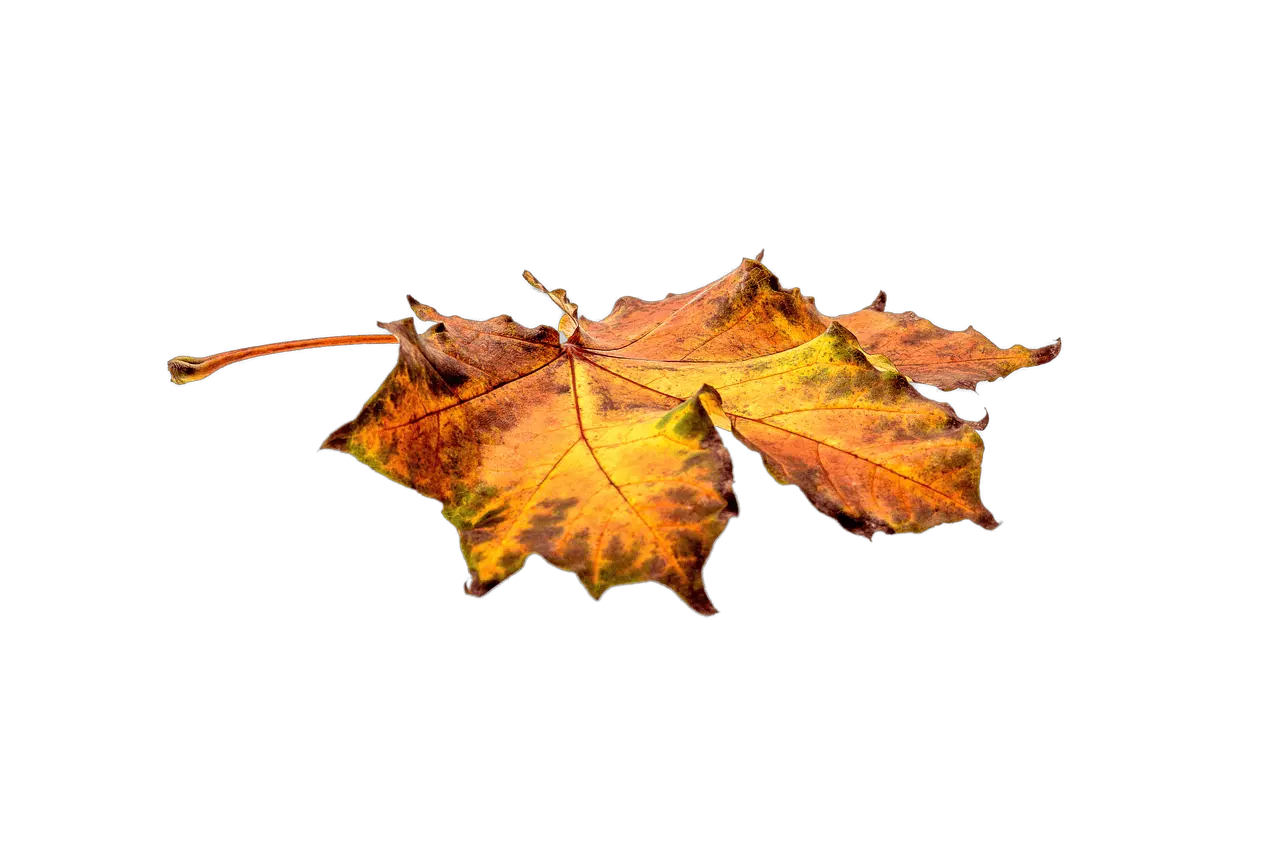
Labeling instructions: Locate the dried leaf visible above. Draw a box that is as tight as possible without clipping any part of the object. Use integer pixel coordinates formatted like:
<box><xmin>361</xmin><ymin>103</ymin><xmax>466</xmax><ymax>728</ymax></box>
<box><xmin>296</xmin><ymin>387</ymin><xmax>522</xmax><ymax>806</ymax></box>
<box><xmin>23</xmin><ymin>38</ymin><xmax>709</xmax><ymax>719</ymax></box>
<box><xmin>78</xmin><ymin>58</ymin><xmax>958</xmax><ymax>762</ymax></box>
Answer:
<box><xmin>168</xmin><ymin>254</ymin><xmax>1059</xmax><ymax>613</ymax></box>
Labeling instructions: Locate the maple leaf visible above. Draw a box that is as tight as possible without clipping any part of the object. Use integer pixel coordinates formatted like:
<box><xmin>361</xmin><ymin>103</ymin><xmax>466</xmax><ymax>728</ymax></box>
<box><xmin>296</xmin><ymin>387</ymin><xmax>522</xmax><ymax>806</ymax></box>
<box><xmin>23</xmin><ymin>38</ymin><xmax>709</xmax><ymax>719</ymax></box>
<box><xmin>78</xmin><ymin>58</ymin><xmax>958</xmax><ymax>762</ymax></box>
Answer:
<box><xmin>167</xmin><ymin>254</ymin><xmax>1059</xmax><ymax>613</ymax></box>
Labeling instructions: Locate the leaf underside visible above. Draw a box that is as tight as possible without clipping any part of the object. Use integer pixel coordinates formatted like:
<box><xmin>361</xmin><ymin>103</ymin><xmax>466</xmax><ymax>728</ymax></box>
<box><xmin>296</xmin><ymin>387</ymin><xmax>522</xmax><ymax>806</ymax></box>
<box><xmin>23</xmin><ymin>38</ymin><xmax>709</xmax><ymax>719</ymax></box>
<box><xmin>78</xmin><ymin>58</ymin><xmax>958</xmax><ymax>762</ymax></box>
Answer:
<box><xmin>324</xmin><ymin>257</ymin><xmax>1059</xmax><ymax>613</ymax></box>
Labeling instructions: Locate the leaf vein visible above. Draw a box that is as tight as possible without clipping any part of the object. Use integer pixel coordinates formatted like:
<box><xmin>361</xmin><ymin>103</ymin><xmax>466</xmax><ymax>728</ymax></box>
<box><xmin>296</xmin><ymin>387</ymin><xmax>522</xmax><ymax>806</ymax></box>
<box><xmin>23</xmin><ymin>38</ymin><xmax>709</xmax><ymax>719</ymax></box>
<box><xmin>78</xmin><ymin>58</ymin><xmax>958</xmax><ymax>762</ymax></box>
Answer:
<box><xmin>377</xmin><ymin>352</ymin><xmax>565</xmax><ymax>432</ymax></box>
<box><xmin>569</xmin><ymin>353</ymin><xmax>688</xmax><ymax>583</ymax></box>
<box><xmin>734</xmin><ymin>415</ymin><xmax>973</xmax><ymax>511</ymax></box>
<box><xmin>495</xmin><ymin>438</ymin><xmax>582</xmax><ymax>550</ymax></box>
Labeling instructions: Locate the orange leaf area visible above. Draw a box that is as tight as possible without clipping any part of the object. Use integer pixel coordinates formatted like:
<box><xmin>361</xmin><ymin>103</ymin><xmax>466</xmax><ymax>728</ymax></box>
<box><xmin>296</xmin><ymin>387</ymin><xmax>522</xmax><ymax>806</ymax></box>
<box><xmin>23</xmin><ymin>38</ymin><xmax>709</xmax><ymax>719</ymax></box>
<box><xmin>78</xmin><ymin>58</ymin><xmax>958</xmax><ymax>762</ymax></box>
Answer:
<box><xmin>831</xmin><ymin>295</ymin><xmax>1061</xmax><ymax>391</ymax></box>
<box><xmin>171</xmin><ymin>254</ymin><xmax>1059</xmax><ymax>613</ymax></box>
<box><xmin>574</xmin><ymin>258</ymin><xmax>829</xmax><ymax>359</ymax></box>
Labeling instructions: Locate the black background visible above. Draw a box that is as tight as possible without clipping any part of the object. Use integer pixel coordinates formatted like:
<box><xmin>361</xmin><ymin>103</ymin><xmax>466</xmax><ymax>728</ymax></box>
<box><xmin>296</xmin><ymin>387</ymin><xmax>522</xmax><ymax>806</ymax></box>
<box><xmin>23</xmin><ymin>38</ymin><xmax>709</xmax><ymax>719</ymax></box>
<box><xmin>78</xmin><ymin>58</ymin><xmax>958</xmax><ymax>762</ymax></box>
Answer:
<box><xmin>160</xmin><ymin>235</ymin><xmax>1070</xmax><ymax>635</ymax></box>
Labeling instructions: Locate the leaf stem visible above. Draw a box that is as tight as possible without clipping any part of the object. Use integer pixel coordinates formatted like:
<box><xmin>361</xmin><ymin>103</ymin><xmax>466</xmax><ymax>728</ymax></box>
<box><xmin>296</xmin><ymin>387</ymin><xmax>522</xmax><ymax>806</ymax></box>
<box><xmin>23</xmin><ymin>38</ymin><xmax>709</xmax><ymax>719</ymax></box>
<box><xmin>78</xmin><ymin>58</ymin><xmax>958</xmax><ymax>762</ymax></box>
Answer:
<box><xmin>167</xmin><ymin>334</ymin><xmax>396</xmax><ymax>384</ymax></box>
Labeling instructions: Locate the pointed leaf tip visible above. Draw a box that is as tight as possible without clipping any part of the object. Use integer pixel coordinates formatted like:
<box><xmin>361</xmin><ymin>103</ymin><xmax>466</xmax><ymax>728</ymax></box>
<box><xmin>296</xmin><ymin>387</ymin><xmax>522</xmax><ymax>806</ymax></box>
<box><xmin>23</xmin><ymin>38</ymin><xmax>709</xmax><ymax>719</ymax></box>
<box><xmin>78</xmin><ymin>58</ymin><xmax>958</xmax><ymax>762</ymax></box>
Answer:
<box><xmin>691</xmin><ymin>383</ymin><xmax>729</xmax><ymax>429</ymax></box>
<box><xmin>1033</xmin><ymin>337</ymin><xmax>1062</xmax><ymax>365</ymax></box>
<box><xmin>691</xmin><ymin>382</ymin><xmax>722</xmax><ymax>403</ymax></box>
<box><xmin>683</xmin><ymin>586</ymin><xmax>718</xmax><ymax>616</ymax></box>
<box><xmin>755</xmin><ymin>249</ymin><xmax>765</xmax><ymax>261</ymax></box>
<box><xmin>464</xmin><ymin>577</ymin><xmax>494</xmax><ymax>598</ymax></box>
<box><xmin>820</xmin><ymin>319</ymin><xmax>859</xmax><ymax>343</ymax></box>
<box><xmin>320</xmin><ymin>422</ymin><xmax>354</xmax><ymax>452</ymax></box>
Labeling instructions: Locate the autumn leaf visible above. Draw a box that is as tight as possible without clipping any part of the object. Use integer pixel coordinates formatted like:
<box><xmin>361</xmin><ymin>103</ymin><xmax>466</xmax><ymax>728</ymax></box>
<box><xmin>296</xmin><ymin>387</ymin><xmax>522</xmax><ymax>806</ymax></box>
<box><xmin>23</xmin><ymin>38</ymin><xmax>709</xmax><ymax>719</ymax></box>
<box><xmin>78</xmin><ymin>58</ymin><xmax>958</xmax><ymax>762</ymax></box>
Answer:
<box><xmin>828</xmin><ymin>293</ymin><xmax>1062</xmax><ymax>391</ymax></box>
<box><xmin>167</xmin><ymin>254</ymin><xmax>1058</xmax><ymax>612</ymax></box>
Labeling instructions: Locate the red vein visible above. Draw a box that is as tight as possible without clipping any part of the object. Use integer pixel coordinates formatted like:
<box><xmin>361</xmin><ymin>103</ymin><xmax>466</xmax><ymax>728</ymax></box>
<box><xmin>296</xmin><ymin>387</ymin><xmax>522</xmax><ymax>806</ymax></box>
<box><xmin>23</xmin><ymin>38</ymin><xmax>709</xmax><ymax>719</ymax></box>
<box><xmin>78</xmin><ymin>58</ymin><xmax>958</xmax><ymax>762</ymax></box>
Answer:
<box><xmin>589</xmin><ymin>434</ymin><xmax>665</xmax><ymax>451</ymax></box>
<box><xmin>761</xmin><ymin>405</ymin><xmax>931</xmax><ymax>419</ymax></box>
<box><xmin>588</xmin><ymin>350</ymin><xmax>791</xmax><ymax>365</ymax></box>
<box><xmin>893</xmin><ymin>355</ymin><xmax>1021</xmax><ymax>366</ymax></box>
<box><xmin>435</xmin><ymin>347</ymin><xmax>498</xmax><ymax>379</ymax></box>
<box><xmin>814</xmin><ymin>443</ymin><xmax>848</xmax><ymax>505</ymax></box>
<box><xmin>676</xmin><ymin>303</ymin><xmax>760</xmax><ymax>360</ymax></box>
<box><xmin>599</xmin><ymin>433</ymin><xmax>705</xmax><ymax>453</ymax></box>
<box><xmin>707</xmin><ymin>361</ymin><xmax>823</xmax><ymax>389</ymax></box>
<box><xmin>568</xmin><ymin>352</ymin><xmax>688</xmax><ymax>583</ymax></box>
<box><xmin>890</xmin><ymin>350</ymin><xmax>1049</xmax><ymax>366</ymax></box>
<box><xmin>373</xmin><ymin>350</ymin><xmax>565</xmax><ymax>432</ymax></box>
<box><xmin>453</xmin><ymin>327</ymin><xmax>563</xmax><ymax>348</ymax></box>
<box><xmin>579</xmin><ymin>288</ymin><xmax>709</xmax><ymax>352</ymax></box>
<box><xmin>737</xmin><ymin>412</ymin><xmax>972</xmax><ymax>507</ymax></box>
<box><xmin>463</xmin><ymin>330</ymin><xmax>560</xmax><ymax>347</ymax></box>
<box><xmin>573</xmin><ymin>353</ymin><xmax>682</xmax><ymax>401</ymax></box>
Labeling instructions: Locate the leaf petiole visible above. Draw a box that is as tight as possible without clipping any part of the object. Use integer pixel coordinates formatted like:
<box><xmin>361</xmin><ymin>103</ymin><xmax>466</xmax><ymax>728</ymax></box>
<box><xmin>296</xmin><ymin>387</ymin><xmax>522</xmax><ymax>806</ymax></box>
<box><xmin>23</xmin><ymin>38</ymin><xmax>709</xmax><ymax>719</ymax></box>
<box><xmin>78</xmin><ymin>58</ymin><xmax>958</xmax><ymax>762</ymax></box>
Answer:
<box><xmin>167</xmin><ymin>334</ymin><xmax>396</xmax><ymax>384</ymax></box>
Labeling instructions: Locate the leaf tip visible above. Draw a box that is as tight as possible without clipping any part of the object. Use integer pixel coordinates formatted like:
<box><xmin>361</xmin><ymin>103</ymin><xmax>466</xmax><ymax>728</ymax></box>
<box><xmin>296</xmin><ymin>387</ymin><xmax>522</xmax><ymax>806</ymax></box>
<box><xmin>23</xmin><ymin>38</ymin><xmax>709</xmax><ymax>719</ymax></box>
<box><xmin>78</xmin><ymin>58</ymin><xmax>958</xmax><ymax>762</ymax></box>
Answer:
<box><xmin>868</xmin><ymin>290</ymin><xmax>887</xmax><ymax>312</ymax></box>
<box><xmin>657</xmin><ymin>385</ymin><xmax>725</xmax><ymax>442</ymax></box>
<box><xmin>464</xmin><ymin>576</ymin><xmax>495</xmax><ymax>598</ymax></box>
<box><xmin>681</xmin><ymin>586</ymin><xmax>718</xmax><ymax>616</ymax></box>
<box><xmin>1032</xmin><ymin>337</ymin><xmax>1062</xmax><ymax>365</ymax></box>
<box><xmin>320</xmin><ymin>422</ymin><xmax>354</xmax><ymax>452</ymax></box>
<box><xmin>742</xmin><ymin>251</ymin><xmax>772</xmax><ymax>279</ymax></box>
<box><xmin>691</xmin><ymin>382</ymin><xmax>722</xmax><ymax>404</ymax></box>
<box><xmin>974</xmin><ymin>409</ymin><xmax>990</xmax><ymax>431</ymax></box>
<box><xmin>818</xmin><ymin>320</ymin><xmax>866</xmax><ymax>352</ymax></box>
<box><xmin>689</xmin><ymin>383</ymin><xmax>729</xmax><ymax>429</ymax></box>
<box><xmin>407</xmin><ymin>295</ymin><xmax>447</xmax><ymax>324</ymax></box>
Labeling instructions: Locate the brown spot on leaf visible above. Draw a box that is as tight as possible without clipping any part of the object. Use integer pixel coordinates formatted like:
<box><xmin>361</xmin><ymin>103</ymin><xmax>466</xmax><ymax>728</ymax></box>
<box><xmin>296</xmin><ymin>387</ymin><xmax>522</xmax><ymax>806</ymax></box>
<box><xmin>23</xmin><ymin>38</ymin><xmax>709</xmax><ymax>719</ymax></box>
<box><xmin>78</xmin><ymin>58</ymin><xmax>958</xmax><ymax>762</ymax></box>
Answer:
<box><xmin>823</xmin><ymin>373</ymin><xmax>856</xmax><ymax>401</ymax></box>
<box><xmin>561</xmin><ymin>528</ymin><xmax>592</xmax><ymax>567</ymax></box>
<box><xmin>517</xmin><ymin>497</ymin><xmax>579</xmax><ymax>553</ymax></box>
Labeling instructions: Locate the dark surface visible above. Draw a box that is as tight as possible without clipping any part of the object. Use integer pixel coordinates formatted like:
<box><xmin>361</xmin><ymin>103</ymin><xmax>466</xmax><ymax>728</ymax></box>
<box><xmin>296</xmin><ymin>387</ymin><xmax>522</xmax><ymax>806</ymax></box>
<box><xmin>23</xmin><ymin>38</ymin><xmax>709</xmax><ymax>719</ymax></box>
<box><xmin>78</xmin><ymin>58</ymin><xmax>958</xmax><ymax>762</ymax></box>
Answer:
<box><xmin>160</xmin><ymin>239</ymin><xmax>1070</xmax><ymax>630</ymax></box>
